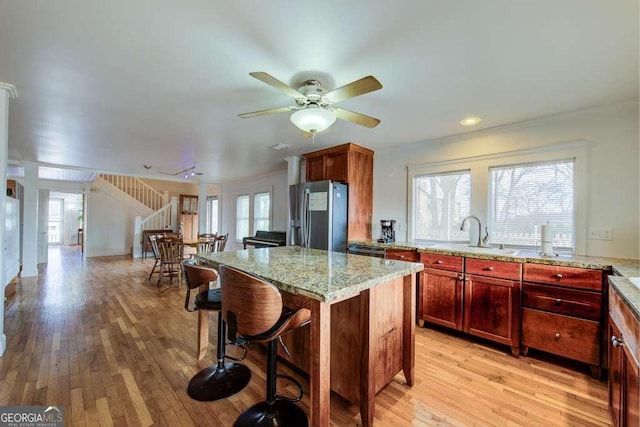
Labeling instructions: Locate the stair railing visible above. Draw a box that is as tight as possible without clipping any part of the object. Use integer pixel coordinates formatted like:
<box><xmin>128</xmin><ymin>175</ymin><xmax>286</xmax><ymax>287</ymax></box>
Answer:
<box><xmin>100</xmin><ymin>174</ymin><xmax>168</xmax><ymax>211</ymax></box>
<box><xmin>133</xmin><ymin>197</ymin><xmax>179</xmax><ymax>258</ymax></box>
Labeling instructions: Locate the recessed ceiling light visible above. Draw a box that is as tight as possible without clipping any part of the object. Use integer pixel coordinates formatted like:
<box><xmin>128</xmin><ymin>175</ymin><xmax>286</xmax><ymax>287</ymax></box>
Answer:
<box><xmin>460</xmin><ymin>116</ymin><xmax>481</xmax><ymax>126</ymax></box>
<box><xmin>270</xmin><ymin>143</ymin><xmax>290</xmax><ymax>151</ymax></box>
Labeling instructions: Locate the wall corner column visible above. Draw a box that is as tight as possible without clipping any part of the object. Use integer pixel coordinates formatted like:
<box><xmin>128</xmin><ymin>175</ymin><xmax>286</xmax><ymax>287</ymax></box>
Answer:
<box><xmin>0</xmin><ymin>82</ymin><xmax>18</xmax><ymax>356</ymax></box>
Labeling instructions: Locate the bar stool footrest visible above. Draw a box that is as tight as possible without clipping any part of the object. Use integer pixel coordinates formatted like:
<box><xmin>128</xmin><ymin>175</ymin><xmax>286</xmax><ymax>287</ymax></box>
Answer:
<box><xmin>275</xmin><ymin>374</ymin><xmax>303</xmax><ymax>403</ymax></box>
<box><xmin>224</xmin><ymin>342</ymin><xmax>248</xmax><ymax>362</ymax></box>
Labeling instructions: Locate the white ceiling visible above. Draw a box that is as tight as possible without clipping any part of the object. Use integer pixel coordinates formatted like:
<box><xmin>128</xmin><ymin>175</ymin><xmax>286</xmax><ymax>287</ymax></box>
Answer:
<box><xmin>0</xmin><ymin>0</ymin><xmax>638</xmax><ymax>183</ymax></box>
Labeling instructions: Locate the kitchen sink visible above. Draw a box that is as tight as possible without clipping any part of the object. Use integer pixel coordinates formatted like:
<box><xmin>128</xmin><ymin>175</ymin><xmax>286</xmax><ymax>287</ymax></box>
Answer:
<box><xmin>430</xmin><ymin>243</ymin><xmax>521</xmax><ymax>256</ymax></box>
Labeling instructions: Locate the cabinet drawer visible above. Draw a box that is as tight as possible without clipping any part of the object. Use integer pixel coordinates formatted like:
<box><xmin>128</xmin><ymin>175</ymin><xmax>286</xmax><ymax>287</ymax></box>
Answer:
<box><xmin>523</xmin><ymin>283</ymin><xmax>601</xmax><ymax>320</ymax></box>
<box><xmin>523</xmin><ymin>264</ymin><xmax>602</xmax><ymax>291</ymax></box>
<box><xmin>420</xmin><ymin>253</ymin><xmax>463</xmax><ymax>272</ymax></box>
<box><xmin>465</xmin><ymin>258</ymin><xmax>522</xmax><ymax>281</ymax></box>
<box><xmin>386</xmin><ymin>249</ymin><xmax>419</xmax><ymax>262</ymax></box>
<box><xmin>522</xmin><ymin>308</ymin><xmax>600</xmax><ymax>365</ymax></box>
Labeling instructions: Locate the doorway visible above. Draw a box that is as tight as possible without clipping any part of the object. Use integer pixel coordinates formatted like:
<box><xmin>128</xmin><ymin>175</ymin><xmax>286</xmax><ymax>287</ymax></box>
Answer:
<box><xmin>48</xmin><ymin>192</ymin><xmax>84</xmax><ymax>248</ymax></box>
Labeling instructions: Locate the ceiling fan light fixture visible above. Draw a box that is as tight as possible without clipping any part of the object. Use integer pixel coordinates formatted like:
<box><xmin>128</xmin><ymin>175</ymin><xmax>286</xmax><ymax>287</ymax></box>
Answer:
<box><xmin>290</xmin><ymin>106</ymin><xmax>336</xmax><ymax>133</ymax></box>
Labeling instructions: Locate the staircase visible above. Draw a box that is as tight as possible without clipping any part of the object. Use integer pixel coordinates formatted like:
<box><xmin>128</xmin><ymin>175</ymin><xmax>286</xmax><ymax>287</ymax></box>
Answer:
<box><xmin>100</xmin><ymin>174</ymin><xmax>168</xmax><ymax>211</ymax></box>
<box><xmin>98</xmin><ymin>174</ymin><xmax>179</xmax><ymax>258</ymax></box>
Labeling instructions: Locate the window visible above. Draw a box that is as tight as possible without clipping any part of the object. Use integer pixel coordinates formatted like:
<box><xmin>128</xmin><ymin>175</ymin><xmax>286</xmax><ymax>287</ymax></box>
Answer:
<box><xmin>489</xmin><ymin>160</ymin><xmax>574</xmax><ymax>249</ymax></box>
<box><xmin>206</xmin><ymin>196</ymin><xmax>219</xmax><ymax>234</ymax></box>
<box><xmin>236</xmin><ymin>195</ymin><xmax>249</xmax><ymax>241</ymax></box>
<box><xmin>48</xmin><ymin>198</ymin><xmax>64</xmax><ymax>244</ymax></box>
<box><xmin>235</xmin><ymin>189</ymin><xmax>272</xmax><ymax>241</ymax></box>
<box><xmin>409</xmin><ymin>141</ymin><xmax>587</xmax><ymax>252</ymax></box>
<box><xmin>414</xmin><ymin>171</ymin><xmax>471</xmax><ymax>241</ymax></box>
<box><xmin>253</xmin><ymin>192</ymin><xmax>271</xmax><ymax>232</ymax></box>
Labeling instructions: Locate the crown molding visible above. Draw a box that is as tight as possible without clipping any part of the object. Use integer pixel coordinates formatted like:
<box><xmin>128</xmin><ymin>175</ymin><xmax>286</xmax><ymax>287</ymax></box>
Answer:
<box><xmin>0</xmin><ymin>83</ymin><xmax>18</xmax><ymax>99</ymax></box>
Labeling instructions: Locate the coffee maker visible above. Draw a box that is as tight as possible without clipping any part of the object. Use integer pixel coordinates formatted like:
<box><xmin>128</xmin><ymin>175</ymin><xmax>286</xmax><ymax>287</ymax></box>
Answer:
<box><xmin>377</xmin><ymin>220</ymin><xmax>396</xmax><ymax>243</ymax></box>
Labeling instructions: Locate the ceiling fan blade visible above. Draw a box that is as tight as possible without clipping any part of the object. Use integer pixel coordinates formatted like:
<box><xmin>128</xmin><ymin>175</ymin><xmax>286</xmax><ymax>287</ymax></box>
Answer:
<box><xmin>332</xmin><ymin>107</ymin><xmax>381</xmax><ymax>128</ymax></box>
<box><xmin>249</xmin><ymin>72</ymin><xmax>305</xmax><ymax>99</ymax></box>
<box><xmin>238</xmin><ymin>106</ymin><xmax>296</xmax><ymax>118</ymax></box>
<box><xmin>324</xmin><ymin>76</ymin><xmax>382</xmax><ymax>103</ymax></box>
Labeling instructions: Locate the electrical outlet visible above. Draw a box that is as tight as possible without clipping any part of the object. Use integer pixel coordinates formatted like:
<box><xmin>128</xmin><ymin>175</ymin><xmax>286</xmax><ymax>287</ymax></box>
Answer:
<box><xmin>588</xmin><ymin>227</ymin><xmax>613</xmax><ymax>241</ymax></box>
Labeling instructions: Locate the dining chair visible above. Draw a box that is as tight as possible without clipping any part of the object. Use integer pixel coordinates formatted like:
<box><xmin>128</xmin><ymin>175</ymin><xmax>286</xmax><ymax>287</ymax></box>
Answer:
<box><xmin>147</xmin><ymin>234</ymin><xmax>163</xmax><ymax>280</ymax></box>
<box><xmin>214</xmin><ymin>233</ymin><xmax>228</xmax><ymax>252</ymax></box>
<box><xmin>198</xmin><ymin>233</ymin><xmax>218</xmax><ymax>241</ymax></box>
<box><xmin>156</xmin><ymin>236</ymin><xmax>185</xmax><ymax>286</ymax></box>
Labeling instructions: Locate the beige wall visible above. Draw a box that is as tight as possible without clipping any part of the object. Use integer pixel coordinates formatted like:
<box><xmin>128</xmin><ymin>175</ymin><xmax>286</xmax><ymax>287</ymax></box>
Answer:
<box><xmin>373</xmin><ymin>101</ymin><xmax>639</xmax><ymax>259</ymax></box>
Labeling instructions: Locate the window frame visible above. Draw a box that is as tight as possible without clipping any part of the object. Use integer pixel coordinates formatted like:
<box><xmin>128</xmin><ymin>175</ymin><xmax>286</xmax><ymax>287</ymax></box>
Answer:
<box><xmin>235</xmin><ymin>194</ymin><xmax>250</xmax><ymax>242</ymax></box>
<box><xmin>205</xmin><ymin>196</ymin><xmax>219</xmax><ymax>234</ymax></box>
<box><xmin>234</xmin><ymin>187</ymin><xmax>273</xmax><ymax>242</ymax></box>
<box><xmin>407</xmin><ymin>141</ymin><xmax>589</xmax><ymax>253</ymax></box>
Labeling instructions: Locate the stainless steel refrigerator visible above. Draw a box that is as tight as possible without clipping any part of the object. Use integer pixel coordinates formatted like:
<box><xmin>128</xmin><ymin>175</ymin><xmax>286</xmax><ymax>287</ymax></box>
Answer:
<box><xmin>289</xmin><ymin>180</ymin><xmax>348</xmax><ymax>252</ymax></box>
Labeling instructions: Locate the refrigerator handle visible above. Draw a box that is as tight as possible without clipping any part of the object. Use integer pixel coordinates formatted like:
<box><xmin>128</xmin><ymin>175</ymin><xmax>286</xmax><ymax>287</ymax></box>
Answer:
<box><xmin>302</xmin><ymin>188</ymin><xmax>310</xmax><ymax>248</ymax></box>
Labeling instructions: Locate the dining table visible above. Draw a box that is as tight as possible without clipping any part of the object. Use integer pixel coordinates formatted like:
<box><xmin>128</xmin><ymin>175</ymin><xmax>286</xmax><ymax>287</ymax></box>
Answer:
<box><xmin>196</xmin><ymin>246</ymin><xmax>423</xmax><ymax>427</ymax></box>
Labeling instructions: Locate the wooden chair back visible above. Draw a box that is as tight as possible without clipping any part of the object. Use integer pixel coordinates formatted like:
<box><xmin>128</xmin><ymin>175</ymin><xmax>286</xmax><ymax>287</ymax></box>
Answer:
<box><xmin>214</xmin><ymin>233</ymin><xmax>229</xmax><ymax>252</ymax></box>
<box><xmin>183</xmin><ymin>261</ymin><xmax>218</xmax><ymax>290</ymax></box>
<box><xmin>157</xmin><ymin>237</ymin><xmax>184</xmax><ymax>263</ymax></box>
<box><xmin>198</xmin><ymin>233</ymin><xmax>217</xmax><ymax>241</ymax></box>
<box><xmin>196</xmin><ymin>240</ymin><xmax>216</xmax><ymax>254</ymax></box>
<box><xmin>149</xmin><ymin>234</ymin><xmax>162</xmax><ymax>260</ymax></box>
<box><xmin>219</xmin><ymin>265</ymin><xmax>283</xmax><ymax>338</ymax></box>
<box><xmin>182</xmin><ymin>261</ymin><xmax>218</xmax><ymax>312</ymax></box>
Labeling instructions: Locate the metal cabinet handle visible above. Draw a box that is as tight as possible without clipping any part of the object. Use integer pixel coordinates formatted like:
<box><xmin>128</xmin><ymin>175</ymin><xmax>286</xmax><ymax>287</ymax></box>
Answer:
<box><xmin>554</xmin><ymin>332</ymin><xmax>561</xmax><ymax>339</ymax></box>
<box><xmin>399</xmin><ymin>255</ymin><xmax>405</xmax><ymax>259</ymax></box>
<box><xmin>555</xmin><ymin>273</ymin><xmax>563</xmax><ymax>279</ymax></box>
<box><xmin>555</xmin><ymin>298</ymin><xmax>562</xmax><ymax>305</ymax></box>
<box><xmin>486</xmin><ymin>266</ymin><xmax>494</xmax><ymax>271</ymax></box>
<box><xmin>611</xmin><ymin>335</ymin><xmax>625</xmax><ymax>347</ymax></box>
<box><xmin>435</xmin><ymin>260</ymin><xmax>443</xmax><ymax>264</ymax></box>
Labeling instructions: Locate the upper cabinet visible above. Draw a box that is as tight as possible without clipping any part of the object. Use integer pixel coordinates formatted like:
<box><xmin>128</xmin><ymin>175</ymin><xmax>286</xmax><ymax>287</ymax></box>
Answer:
<box><xmin>304</xmin><ymin>142</ymin><xmax>374</xmax><ymax>241</ymax></box>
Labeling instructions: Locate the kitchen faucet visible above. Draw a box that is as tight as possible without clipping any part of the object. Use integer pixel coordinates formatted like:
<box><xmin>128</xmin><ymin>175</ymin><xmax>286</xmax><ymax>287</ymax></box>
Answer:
<box><xmin>459</xmin><ymin>215</ymin><xmax>490</xmax><ymax>247</ymax></box>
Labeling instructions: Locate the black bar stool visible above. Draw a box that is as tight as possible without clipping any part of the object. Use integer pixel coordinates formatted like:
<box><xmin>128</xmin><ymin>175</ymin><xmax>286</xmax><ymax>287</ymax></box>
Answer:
<box><xmin>220</xmin><ymin>265</ymin><xmax>311</xmax><ymax>427</ymax></box>
<box><xmin>183</xmin><ymin>261</ymin><xmax>251</xmax><ymax>401</ymax></box>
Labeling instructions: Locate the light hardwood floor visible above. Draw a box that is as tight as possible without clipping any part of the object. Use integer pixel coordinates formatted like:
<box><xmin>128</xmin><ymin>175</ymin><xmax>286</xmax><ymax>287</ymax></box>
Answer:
<box><xmin>0</xmin><ymin>246</ymin><xmax>611</xmax><ymax>426</ymax></box>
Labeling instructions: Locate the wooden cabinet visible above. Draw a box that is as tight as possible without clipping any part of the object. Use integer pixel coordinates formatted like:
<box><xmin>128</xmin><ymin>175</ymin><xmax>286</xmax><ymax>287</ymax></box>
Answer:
<box><xmin>464</xmin><ymin>259</ymin><xmax>521</xmax><ymax>356</ymax></box>
<box><xmin>608</xmin><ymin>286</ymin><xmax>640</xmax><ymax>426</ymax></box>
<box><xmin>304</xmin><ymin>142</ymin><xmax>374</xmax><ymax>241</ymax></box>
<box><xmin>522</xmin><ymin>263</ymin><xmax>604</xmax><ymax>377</ymax></box>
<box><xmin>386</xmin><ymin>248</ymin><xmax>419</xmax><ymax>262</ymax></box>
<box><xmin>179</xmin><ymin>195</ymin><xmax>198</xmax><ymax>243</ymax></box>
<box><xmin>419</xmin><ymin>255</ymin><xmax>521</xmax><ymax>355</ymax></box>
<box><xmin>418</xmin><ymin>253</ymin><xmax>464</xmax><ymax>331</ymax></box>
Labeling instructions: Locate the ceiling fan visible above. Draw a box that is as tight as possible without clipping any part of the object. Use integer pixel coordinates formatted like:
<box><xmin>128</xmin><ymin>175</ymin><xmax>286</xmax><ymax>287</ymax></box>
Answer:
<box><xmin>238</xmin><ymin>72</ymin><xmax>383</xmax><ymax>134</ymax></box>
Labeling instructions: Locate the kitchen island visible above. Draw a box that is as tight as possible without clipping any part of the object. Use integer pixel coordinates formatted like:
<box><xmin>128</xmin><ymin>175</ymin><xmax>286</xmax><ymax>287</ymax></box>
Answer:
<box><xmin>196</xmin><ymin>246</ymin><xmax>423</xmax><ymax>427</ymax></box>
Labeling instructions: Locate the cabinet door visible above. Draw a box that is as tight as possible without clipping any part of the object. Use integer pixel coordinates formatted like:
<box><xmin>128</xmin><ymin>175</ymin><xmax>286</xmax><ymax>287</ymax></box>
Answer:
<box><xmin>624</xmin><ymin>350</ymin><xmax>639</xmax><ymax>427</ymax></box>
<box><xmin>325</xmin><ymin>151</ymin><xmax>348</xmax><ymax>183</ymax></box>
<box><xmin>464</xmin><ymin>274</ymin><xmax>521</xmax><ymax>352</ymax></box>
<box><xmin>420</xmin><ymin>268</ymin><xmax>463</xmax><ymax>331</ymax></box>
<box><xmin>305</xmin><ymin>156</ymin><xmax>326</xmax><ymax>182</ymax></box>
<box><xmin>609</xmin><ymin>318</ymin><xmax>623</xmax><ymax>426</ymax></box>
<box><xmin>386</xmin><ymin>249</ymin><xmax>419</xmax><ymax>262</ymax></box>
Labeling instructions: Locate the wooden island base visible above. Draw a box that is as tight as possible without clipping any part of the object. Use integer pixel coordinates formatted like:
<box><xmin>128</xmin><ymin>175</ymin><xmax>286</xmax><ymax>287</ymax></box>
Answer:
<box><xmin>280</xmin><ymin>274</ymin><xmax>416</xmax><ymax>426</ymax></box>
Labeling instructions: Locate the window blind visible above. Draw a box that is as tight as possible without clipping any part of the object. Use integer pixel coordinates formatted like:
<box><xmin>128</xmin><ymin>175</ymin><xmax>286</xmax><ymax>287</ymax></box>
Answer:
<box><xmin>414</xmin><ymin>170</ymin><xmax>471</xmax><ymax>241</ymax></box>
<box><xmin>488</xmin><ymin>160</ymin><xmax>574</xmax><ymax>249</ymax></box>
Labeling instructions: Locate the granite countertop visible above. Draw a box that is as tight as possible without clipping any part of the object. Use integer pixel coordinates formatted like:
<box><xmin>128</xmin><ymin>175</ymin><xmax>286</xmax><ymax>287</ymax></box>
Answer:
<box><xmin>351</xmin><ymin>240</ymin><xmax>640</xmax><ymax>320</ymax></box>
<box><xmin>196</xmin><ymin>246</ymin><xmax>423</xmax><ymax>303</ymax></box>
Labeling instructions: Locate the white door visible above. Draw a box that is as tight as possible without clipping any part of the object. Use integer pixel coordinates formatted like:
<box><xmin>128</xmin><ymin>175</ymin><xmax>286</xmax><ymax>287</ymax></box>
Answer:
<box><xmin>37</xmin><ymin>189</ymin><xmax>49</xmax><ymax>264</ymax></box>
